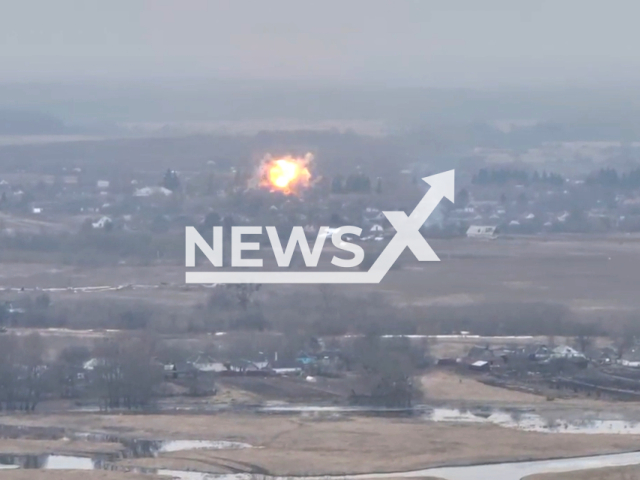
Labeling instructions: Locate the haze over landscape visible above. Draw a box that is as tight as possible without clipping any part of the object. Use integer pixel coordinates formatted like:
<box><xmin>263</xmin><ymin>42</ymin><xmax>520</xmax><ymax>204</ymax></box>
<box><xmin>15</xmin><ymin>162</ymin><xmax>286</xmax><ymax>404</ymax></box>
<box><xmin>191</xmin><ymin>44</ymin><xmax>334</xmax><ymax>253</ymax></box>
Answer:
<box><xmin>1</xmin><ymin>0</ymin><xmax>640</xmax><ymax>128</ymax></box>
<box><xmin>2</xmin><ymin>2</ymin><xmax>640</xmax><ymax>480</ymax></box>
<box><xmin>2</xmin><ymin>0</ymin><xmax>640</xmax><ymax>87</ymax></box>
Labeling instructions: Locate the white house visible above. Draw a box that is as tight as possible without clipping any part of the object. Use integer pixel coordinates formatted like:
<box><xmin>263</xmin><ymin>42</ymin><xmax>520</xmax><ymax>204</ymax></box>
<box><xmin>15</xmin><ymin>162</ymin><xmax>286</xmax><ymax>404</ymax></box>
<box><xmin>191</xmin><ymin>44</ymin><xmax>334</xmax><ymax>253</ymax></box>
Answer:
<box><xmin>466</xmin><ymin>225</ymin><xmax>498</xmax><ymax>239</ymax></box>
<box><xmin>134</xmin><ymin>186</ymin><xmax>173</xmax><ymax>197</ymax></box>
<box><xmin>92</xmin><ymin>216</ymin><xmax>112</xmax><ymax>229</ymax></box>
<box><xmin>550</xmin><ymin>345</ymin><xmax>586</xmax><ymax>359</ymax></box>
<box><xmin>186</xmin><ymin>354</ymin><xmax>227</xmax><ymax>372</ymax></box>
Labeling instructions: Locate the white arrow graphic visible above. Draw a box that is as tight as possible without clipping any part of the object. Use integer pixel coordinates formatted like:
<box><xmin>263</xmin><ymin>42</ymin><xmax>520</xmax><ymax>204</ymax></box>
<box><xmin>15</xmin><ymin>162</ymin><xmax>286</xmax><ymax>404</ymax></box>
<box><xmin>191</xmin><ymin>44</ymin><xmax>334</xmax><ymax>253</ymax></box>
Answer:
<box><xmin>186</xmin><ymin>169</ymin><xmax>454</xmax><ymax>284</ymax></box>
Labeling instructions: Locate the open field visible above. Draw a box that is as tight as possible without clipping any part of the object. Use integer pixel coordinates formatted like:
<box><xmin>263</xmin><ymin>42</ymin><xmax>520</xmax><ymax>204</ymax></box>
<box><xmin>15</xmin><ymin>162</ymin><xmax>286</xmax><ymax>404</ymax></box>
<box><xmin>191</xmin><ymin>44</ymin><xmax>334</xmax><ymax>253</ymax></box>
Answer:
<box><xmin>2</xmin><ymin>235</ymin><xmax>640</xmax><ymax>314</ymax></box>
<box><xmin>526</xmin><ymin>465</ymin><xmax>640</xmax><ymax>479</ymax></box>
<box><xmin>382</xmin><ymin>236</ymin><xmax>640</xmax><ymax>313</ymax></box>
<box><xmin>0</xmin><ymin>438</ymin><xmax>121</xmax><ymax>456</ymax></box>
<box><xmin>420</xmin><ymin>371</ymin><xmax>615</xmax><ymax>407</ymax></box>
<box><xmin>0</xmin><ymin>472</ymin><xmax>165</xmax><ymax>480</ymax></box>
<box><xmin>422</xmin><ymin>370</ymin><xmax>548</xmax><ymax>404</ymax></box>
<box><xmin>2</xmin><ymin>414</ymin><xmax>640</xmax><ymax>475</ymax></box>
<box><xmin>0</xmin><ymin>474</ymin><xmax>443</xmax><ymax>480</ymax></box>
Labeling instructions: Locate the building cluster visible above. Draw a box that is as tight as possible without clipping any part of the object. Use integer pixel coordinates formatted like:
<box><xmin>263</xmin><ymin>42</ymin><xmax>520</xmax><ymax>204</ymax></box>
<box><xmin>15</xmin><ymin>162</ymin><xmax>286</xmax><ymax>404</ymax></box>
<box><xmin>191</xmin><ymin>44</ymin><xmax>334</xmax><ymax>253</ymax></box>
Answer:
<box><xmin>3</xmin><ymin>162</ymin><xmax>640</xmax><ymax>248</ymax></box>
<box><xmin>441</xmin><ymin>340</ymin><xmax>640</xmax><ymax>401</ymax></box>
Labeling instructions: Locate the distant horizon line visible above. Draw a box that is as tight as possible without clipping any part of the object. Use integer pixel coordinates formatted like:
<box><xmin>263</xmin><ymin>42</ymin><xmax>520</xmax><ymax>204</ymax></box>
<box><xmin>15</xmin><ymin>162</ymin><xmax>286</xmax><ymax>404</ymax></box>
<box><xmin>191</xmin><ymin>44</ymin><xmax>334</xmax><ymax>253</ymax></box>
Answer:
<box><xmin>1</xmin><ymin>77</ymin><xmax>640</xmax><ymax>93</ymax></box>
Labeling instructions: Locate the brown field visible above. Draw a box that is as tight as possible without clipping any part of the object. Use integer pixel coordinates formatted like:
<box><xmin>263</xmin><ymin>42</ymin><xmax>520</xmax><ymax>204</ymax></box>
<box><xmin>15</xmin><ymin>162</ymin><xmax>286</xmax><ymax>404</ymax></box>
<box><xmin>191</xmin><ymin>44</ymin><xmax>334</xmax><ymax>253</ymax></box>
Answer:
<box><xmin>2</xmin><ymin>413</ymin><xmax>640</xmax><ymax>476</ymax></box>
<box><xmin>526</xmin><ymin>465</ymin><xmax>640</xmax><ymax>479</ymax></box>
<box><xmin>420</xmin><ymin>371</ymin><xmax>614</xmax><ymax>407</ymax></box>
<box><xmin>0</xmin><ymin>472</ymin><xmax>164</xmax><ymax>480</ymax></box>
<box><xmin>2</xmin><ymin>235</ymin><xmax>640</xmax><ymax>315</ymax></box>
<box><xmin>0</xmin><ymin>438</ymin><xmax>121</xmax><ymax>456</ymax></box>
<box><xmin>382</xmin><ymin>236</ymin><xmax>640</xmax><ymax>313</ymax></box>
<box><xmin>422</xmin><ymin>370</ymin><xmax>547</xmax><ymax>404</ymax></box>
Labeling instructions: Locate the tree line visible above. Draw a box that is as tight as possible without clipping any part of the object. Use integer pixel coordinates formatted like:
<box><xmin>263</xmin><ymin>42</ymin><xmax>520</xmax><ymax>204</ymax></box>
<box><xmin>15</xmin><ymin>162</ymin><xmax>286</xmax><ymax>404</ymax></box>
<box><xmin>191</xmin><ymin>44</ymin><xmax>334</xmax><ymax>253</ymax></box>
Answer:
<box><xmin>472</xmin><ymin>168</ymin><xmax>564</xmax><ymax>186</ymax></box>
<box><xmin>0</xmin><ymin>333</ymin><xmax>163</xmax><ymax>411</ymax></box>
<box><xmin>586</xmin><ymin>167</ymin><xmax>640</xmax><ymax>188</ymax></box>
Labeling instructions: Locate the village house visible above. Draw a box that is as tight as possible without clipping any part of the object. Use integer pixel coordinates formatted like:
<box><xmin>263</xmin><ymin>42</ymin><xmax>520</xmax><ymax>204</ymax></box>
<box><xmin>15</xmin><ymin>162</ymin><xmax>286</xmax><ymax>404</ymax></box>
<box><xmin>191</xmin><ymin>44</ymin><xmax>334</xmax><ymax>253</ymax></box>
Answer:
<box><xmin>466</xmin><ymin>225</ymin><xmax>498</xmax><ymax>239</ymax></box>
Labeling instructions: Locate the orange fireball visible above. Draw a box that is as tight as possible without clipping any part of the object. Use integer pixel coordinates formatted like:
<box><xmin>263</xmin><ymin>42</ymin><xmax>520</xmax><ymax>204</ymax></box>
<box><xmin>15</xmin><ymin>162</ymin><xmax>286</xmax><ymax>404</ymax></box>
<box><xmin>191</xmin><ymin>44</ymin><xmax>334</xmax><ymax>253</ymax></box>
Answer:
<box><xmin>259</xmin><ymin>154</ymin><xmax>312</xmax><ymax>195</ymax></box>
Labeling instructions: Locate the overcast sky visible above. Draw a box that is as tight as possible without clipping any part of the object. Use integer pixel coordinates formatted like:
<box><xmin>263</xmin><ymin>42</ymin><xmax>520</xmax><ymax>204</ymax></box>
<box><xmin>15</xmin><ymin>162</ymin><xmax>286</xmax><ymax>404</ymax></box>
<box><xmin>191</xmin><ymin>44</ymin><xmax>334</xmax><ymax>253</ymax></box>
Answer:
<box><xmin>1</xmin><ymin>0</ymin><xmax>639</xmax><ymax>88</ymax></box>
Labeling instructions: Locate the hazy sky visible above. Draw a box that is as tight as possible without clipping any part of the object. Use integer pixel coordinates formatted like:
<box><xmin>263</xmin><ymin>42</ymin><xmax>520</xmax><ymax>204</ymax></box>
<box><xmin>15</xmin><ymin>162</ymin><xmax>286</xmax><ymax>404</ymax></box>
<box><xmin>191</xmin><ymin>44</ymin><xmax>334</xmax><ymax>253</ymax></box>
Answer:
<box><xmin>1</xmin><ymin>0</ymin><xmax>639</xmax><ymax>88</ymax></box>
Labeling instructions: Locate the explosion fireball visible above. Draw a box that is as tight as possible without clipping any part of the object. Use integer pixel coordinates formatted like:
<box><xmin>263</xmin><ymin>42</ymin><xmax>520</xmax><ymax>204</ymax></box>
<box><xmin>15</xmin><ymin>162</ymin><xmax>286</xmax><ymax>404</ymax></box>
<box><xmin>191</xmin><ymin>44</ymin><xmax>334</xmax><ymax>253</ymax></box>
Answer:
<box><xmin>258</xmin><ymin>153</ymin><xmax>313</xmax><ymax>195</ymax></box>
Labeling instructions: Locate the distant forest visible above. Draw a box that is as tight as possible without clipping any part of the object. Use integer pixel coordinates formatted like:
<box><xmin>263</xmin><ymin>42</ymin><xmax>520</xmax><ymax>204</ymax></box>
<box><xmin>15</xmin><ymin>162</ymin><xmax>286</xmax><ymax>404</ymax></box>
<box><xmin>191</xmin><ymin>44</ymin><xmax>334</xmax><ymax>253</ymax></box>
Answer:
<box><xmin>586</xmin><ymin>168</ymin><xmax>640</xmax><ymax>188</ymax></box>
<box><xmin>472</xmin><ymin>168</ymin><xmax>564</xmax><ymax>186</ymax></box>
<box><xmin>3</xmin><ymin>82</ymin><xmax>640</xmax><ymax>142</ymax></box>
<box><xmin>0</xmin><ymin>109</ymin><xmax>68</xmax><ymax>135</ymax></box>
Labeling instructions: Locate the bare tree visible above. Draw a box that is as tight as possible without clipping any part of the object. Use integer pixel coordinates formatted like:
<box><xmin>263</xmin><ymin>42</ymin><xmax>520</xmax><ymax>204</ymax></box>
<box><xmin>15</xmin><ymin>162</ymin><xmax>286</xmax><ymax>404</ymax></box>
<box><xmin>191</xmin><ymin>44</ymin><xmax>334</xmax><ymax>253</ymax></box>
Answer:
<box><xmin>613</xmin><ymin>322</ymin><xmax>640</xmax><ymax>359</ymax></box>
<box><xmin>20</xmin><ymin>333</ymin><xmax>47</xmax><ymax>411</ymax></box>
<box><xmin>93</xmin><ymin>335</ymin><xmax>163</xmax><ymax>410</ymax></box>
<box><xmin>0</xmin><ymin>333</ymin><xmax>50</xmax><ymax>411</ymax></box>
<box><xmin>317</xmin><ymin>285</ymin><xmax>336</xmax><ymax>322</ymax></box>
<box><xmin>573</xmin><ymin>323</ymin><xmax>598</xmax><ymax>353</ymax></box>
<box><xmin>227</xmin><ymin>284</ymin><xmax>262</xmax><ymax>311</ymax></box>
<box><xmin>351</xmin><ymin>335</ymin><xmax>416</xmax><ymax>407</ymax></box>
<box><xmin>0</xmin><ymin>335</ymin><xmax>19</xmax><ymax>410</ymax></box>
